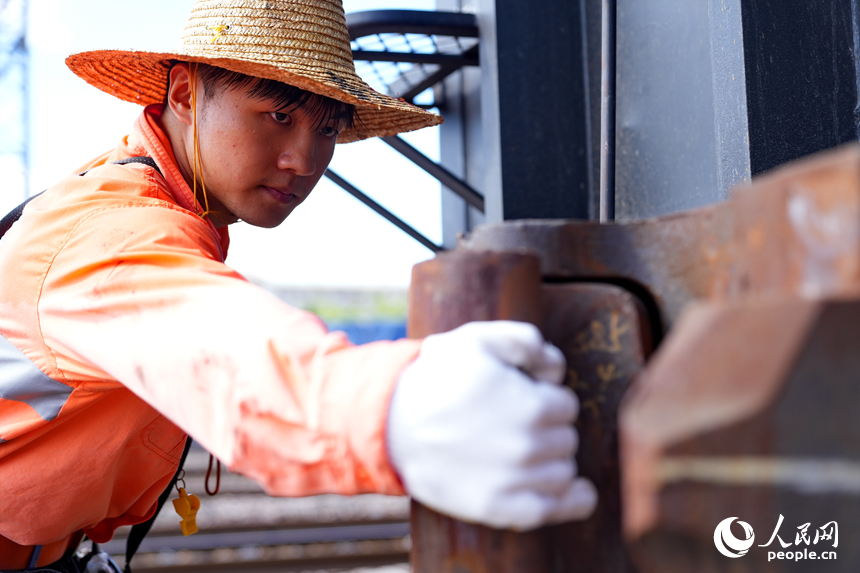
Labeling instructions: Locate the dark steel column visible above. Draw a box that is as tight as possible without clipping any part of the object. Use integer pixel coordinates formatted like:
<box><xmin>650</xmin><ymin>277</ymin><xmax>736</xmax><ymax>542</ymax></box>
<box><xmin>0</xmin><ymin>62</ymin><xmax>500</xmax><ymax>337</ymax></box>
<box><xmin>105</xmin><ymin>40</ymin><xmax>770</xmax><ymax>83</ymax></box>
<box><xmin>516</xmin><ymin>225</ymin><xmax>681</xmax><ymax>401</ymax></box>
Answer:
<box><xmin>492</xmin><ymin>0</ymin><xmax>592</xmax><ymax>220</ymax></box>
<box><xmin>741</xmin><ymin>0</ymin><xmax>860</xmax><ymax>175</ymax></box>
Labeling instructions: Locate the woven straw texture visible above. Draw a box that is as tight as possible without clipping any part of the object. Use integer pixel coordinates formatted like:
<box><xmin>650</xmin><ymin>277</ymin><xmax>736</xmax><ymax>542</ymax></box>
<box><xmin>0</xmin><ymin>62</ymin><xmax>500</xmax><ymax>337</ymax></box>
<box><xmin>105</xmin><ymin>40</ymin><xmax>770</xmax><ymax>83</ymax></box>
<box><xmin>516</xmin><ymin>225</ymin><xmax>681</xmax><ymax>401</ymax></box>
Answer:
<box><xmin>65</xmin><ymin>0</ymin><xmax>442</xmax><ymax>143</ymax></box>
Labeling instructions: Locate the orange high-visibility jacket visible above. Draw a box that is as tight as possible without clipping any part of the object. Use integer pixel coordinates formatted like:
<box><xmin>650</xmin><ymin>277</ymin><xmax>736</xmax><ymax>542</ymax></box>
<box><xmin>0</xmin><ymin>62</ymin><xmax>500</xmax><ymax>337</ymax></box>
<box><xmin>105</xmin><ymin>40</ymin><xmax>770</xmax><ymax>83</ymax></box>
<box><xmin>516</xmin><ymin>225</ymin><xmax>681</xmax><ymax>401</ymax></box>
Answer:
<box><xmin>0</xmin><ymin>105</ymin><xmax>418</xmax><ymax>545</ymax></box>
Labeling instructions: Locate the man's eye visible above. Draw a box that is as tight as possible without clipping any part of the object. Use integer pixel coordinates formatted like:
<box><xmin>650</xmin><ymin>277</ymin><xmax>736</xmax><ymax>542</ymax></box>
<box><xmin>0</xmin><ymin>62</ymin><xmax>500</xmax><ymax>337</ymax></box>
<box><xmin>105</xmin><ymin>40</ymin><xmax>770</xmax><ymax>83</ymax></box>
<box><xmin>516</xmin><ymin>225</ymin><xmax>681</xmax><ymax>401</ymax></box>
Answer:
<box><xmin>270</xmin><ymin>112</ymin><xmax>292</xmax><ymax>125</ymax></box>
<box><xmin>320</xmin><ymin>125</ymin><xmax>340</xmax><ymax>137</ymax></box>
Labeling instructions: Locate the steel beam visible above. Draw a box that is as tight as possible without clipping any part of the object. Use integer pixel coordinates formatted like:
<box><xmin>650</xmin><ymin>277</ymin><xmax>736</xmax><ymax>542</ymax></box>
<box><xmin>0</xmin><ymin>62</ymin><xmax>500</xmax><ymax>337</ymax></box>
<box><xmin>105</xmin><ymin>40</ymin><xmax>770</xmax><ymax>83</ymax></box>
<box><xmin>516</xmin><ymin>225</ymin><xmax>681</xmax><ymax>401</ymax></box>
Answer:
<box><xmin>381</xmin><ymin>135</ymin><xmax>485</xmax><ymax>212</ymax></box>
<box><xmin>324</xmin><ymin>170</ymin><xmax>442</xmax><ymax>253</ymax></box>
<box><xmin>345</xmin><ymin>9</ymin><xmax>478</xmax><ymax>41</ymax></box>
<box><xmin>351</xmin><ymin>50</ymin><xmax>479</xmax><ymax>67</ymax></box>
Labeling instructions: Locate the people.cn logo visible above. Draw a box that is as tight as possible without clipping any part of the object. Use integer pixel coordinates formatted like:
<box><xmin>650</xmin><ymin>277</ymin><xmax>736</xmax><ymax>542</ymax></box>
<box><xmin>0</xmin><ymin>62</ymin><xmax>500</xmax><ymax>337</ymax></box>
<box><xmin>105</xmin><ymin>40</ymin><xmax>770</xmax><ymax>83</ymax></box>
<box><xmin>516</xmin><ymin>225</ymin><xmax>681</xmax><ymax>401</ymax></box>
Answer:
<box><xmin>714</xmin><ymin>517</ymin><xmax>756</xmax><ymax>558</ymax></box>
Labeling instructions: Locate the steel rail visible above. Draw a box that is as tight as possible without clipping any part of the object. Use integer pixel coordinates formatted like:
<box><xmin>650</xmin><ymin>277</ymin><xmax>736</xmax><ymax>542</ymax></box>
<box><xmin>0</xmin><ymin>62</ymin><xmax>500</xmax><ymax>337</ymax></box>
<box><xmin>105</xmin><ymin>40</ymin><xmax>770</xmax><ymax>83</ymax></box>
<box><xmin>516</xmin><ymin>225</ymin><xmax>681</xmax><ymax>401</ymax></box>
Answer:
<box><xmin>101</xmin><ymin>522</ymin><xmax>410</xmax><ymax>554</ymax></box>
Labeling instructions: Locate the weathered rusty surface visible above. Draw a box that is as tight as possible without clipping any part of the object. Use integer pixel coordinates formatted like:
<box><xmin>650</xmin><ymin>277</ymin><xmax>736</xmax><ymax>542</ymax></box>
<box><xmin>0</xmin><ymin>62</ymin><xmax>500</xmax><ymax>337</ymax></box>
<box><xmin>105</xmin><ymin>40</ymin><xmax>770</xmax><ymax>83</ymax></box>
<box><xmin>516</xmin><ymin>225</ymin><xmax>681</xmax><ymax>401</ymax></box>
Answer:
<box><xmin>408</xmin><ymin>252</ymin><xmax>654</xmax><ymax>572</ymax></box>
<box><xmin>461</xmin><ymin>144</ymin><xmax>860</xmax><ymax>328</ymax></box>
<box><xmin>609</xmin><ymin>145</ymin><xmax>860</xmax><ymax>571</ymax></box>
<box><xmin>730</xmin><ymin>148</ymin><xmax>860</xmax><ymax>300</ymax></box>
<box><xmin>413</xmin><ymin>145</ymin><xmax>860</xmax><ymax>570</ymax></box>
<box><xmin>620</xmin><ymin>298</ymin><xmax>819</xmax><ymax>542</ymax></box>
<box><xmin>408</xmin><ymin>250</ymin><xmax>550</xmax><ymax>573</ymax></box>
<box><xmin>541</xmin><ymin>284</ymin><xmax>651</xmax><ymax>572</ymax></box>
<box><xmin>620</xmin><ymin>298</ymin><xmax>860</xmax><ymax>571</ymax></box>
<box><xmin>461</xmin><ymin>204</ymin><xmax>733</xmax><ymax>330</ymax></box>
<box><xmin>408</xmin><ymin>250</ymin><xmax>544</xmax><ymax>338</ymax></box>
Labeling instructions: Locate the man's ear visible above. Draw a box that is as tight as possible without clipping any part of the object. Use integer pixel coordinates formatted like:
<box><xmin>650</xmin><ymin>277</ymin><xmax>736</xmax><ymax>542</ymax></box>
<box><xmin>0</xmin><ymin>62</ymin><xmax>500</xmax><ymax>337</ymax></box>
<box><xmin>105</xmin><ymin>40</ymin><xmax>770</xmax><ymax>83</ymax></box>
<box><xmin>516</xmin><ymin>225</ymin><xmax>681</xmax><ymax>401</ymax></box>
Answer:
<box><xmin>166</xmin><ymin>63</ymin><xmax>195</xmax><ymax>127</ymax></box>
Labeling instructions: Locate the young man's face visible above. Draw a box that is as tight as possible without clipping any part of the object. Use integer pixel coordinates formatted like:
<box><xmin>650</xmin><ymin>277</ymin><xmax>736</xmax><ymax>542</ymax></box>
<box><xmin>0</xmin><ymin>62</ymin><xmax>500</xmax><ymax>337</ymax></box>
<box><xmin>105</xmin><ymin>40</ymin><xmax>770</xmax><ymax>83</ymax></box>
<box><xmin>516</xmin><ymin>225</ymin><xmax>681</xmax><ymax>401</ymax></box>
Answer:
<box><xmin>166</xmin><ymin>64</ymin><xmax>345</xmax><ymax>229</ymax></box>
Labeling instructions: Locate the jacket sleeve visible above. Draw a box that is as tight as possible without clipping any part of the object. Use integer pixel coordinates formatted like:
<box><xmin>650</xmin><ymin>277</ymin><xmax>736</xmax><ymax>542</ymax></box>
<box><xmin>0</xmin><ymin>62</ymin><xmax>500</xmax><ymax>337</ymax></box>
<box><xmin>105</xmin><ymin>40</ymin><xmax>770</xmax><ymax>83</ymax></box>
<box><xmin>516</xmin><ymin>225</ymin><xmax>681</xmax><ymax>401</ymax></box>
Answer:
<box><xmin>37</xmin><ymin>203</ymin><xmax>418</xmax><ymax>496</ymax></box>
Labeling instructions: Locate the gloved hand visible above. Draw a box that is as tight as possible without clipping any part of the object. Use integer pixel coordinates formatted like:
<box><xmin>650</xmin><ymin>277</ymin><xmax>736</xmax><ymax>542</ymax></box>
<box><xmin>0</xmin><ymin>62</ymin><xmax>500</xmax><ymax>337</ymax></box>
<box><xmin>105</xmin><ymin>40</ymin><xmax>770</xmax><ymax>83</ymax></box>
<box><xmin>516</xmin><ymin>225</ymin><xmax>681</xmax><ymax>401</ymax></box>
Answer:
<box><xmin>386</xmin><ymin>321</ymin><xmax>597</xmax><ymax>531</ymax></box>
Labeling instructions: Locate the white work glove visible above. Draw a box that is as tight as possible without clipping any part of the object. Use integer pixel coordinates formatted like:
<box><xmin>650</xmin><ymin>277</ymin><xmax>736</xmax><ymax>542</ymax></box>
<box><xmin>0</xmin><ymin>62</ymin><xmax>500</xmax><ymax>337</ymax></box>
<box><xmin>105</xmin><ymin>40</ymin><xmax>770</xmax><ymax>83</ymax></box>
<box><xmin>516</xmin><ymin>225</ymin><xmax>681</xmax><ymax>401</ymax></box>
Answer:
<box><xmin>386</xmin><ymin>321</ymin><xmax>597</xmax><ymax>531</ymax></box>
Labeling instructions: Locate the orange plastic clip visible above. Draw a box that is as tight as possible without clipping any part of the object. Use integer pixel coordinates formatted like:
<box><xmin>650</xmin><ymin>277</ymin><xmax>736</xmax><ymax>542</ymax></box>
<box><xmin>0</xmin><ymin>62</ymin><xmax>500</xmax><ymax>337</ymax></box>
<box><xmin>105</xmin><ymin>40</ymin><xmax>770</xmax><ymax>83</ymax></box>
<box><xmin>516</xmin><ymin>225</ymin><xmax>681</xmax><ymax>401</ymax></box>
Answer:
<box><xmin>172</xmin><ymin>488</ymin><xmax>201</xmax><ymax>536</ymax></box>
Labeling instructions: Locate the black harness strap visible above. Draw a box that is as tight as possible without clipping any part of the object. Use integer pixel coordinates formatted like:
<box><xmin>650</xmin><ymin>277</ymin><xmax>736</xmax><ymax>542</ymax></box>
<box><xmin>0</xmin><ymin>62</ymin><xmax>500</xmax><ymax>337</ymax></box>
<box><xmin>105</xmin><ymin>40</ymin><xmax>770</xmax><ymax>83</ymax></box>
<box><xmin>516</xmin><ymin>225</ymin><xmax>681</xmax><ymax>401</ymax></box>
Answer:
<box><xmin>123</xmin><ymin>437</ymin><xmax>192</xmax><ymax>573</ymax></box>
<box><xmin>0</xmin><ymin>193</ymin><xmax>41</xmax><ymax>240</ymax></box>
<box><xmin>108</xmin><ymin>156</ymin><xmax>162</xmax><ymax>173</ymax></box>
<box><xmin>0</xmin><ymin>156</ymin><xmax>163</xmax><ymax>242</ymax></box>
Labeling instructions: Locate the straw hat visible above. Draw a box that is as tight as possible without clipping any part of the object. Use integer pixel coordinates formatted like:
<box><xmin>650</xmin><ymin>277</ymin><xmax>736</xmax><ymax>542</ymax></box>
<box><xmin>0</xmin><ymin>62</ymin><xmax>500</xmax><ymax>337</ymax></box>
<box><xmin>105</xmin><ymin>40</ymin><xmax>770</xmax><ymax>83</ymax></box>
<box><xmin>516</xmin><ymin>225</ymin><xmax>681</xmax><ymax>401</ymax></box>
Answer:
<box><xmin>65</xmin><ymin>0</ymin><xmax>442</xmax><ymax>143</ymax></box>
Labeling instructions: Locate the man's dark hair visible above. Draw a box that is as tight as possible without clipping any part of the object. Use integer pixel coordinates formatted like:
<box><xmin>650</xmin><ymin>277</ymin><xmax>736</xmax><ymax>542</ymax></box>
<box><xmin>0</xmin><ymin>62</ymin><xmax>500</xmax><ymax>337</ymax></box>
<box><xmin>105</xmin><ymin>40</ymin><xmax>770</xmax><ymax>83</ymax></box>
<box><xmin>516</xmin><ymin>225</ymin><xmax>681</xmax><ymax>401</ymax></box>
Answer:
<box><xmin>167</xmin><ymin>62</ymin><xmax>357</xmax><ymax>130</ymax></box>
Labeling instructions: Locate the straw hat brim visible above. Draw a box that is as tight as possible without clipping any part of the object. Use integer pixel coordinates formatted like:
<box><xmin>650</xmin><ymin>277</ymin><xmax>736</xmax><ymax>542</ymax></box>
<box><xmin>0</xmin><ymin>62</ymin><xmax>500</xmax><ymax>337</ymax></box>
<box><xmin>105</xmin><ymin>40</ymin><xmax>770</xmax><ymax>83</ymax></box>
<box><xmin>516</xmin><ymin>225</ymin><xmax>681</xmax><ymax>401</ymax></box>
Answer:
<box><xmin>66</xmin><ymin>49</ymin><xmax>442</xmax><ymax>143</ymax></box>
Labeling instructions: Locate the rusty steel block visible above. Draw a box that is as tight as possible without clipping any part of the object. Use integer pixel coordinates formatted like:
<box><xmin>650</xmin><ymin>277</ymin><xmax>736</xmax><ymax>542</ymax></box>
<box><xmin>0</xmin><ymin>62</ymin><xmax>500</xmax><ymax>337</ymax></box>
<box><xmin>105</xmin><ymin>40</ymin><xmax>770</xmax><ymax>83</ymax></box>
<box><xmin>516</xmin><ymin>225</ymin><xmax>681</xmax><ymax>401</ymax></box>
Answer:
<box><xmin>619</xmin><ymin>297</ymin><xmax>860</xmax><ymax>571</ymax></box>
<box><xmin>730</xmin><ymin>147</ymin><xmax>860</xmax><ymax>300</ymax></box>
<box><xmin>408</xmin><ymin>252</ymin><xmax>653</xmax><ymax>572</ymax></box>
<box><xmin>408</xmin><ymin>250</ymin><xmax>544</xmax><ymax>337</ymax></box>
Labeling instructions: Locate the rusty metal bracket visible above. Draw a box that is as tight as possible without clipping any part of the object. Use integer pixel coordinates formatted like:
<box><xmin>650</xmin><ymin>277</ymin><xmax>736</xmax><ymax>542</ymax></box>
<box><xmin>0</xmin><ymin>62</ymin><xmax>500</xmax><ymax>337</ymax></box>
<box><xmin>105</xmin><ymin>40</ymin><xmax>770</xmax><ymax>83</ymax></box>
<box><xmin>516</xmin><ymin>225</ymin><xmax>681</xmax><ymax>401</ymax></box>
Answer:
<box><xmin>461</xmin><ymin>144</ymin><xmax>860</xmax><ymax>329</ymax></box>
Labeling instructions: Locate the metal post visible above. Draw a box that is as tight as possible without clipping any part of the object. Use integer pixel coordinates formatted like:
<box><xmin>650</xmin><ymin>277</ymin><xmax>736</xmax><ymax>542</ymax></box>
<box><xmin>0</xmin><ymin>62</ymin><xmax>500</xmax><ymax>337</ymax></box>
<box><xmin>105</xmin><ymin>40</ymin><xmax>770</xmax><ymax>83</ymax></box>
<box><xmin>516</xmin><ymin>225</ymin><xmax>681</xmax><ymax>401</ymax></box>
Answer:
<box><xmin>408</xmin><ymin>251</ymin><xmax>549</xmax><ymax>573</ymax></box>
<box><xmin>599</xmin><ymin>0</ymin><xmax>617</xmax><ymax>222</ymax></box>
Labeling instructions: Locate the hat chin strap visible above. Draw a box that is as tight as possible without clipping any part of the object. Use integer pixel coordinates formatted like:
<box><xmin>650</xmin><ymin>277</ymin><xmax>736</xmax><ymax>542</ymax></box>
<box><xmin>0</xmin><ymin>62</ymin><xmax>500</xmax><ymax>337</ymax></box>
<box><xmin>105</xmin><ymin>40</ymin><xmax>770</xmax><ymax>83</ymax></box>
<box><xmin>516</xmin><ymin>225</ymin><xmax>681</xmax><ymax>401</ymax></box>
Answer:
<box><xmin>190</xmin><ymin>62</ymin><xmax>214</xmax><ymax>220</ymax></box>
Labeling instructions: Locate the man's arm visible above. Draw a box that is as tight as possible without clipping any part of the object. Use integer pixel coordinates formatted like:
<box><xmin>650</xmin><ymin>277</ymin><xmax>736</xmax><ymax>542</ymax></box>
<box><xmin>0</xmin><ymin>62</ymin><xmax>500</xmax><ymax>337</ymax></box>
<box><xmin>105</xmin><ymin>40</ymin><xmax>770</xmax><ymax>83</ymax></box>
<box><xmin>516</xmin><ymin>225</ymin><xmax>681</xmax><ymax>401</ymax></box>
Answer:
<box><xmin>39</xmin><ymin>204</ymin><xmax>596</xmax><ymax>529</ymax></box>
<box><xmin>39</xmin><ymin>204</ymin><xmax>415</xmax><ymax>496</ymax></box>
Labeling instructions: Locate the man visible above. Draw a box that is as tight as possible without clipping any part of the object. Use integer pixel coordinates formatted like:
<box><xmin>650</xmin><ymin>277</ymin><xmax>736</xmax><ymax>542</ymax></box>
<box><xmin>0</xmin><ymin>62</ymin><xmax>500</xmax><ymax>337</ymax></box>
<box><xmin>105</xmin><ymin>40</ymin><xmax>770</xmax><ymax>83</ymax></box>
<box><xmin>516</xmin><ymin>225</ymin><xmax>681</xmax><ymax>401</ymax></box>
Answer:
<box><xmin>0</xmin><ymin>1</ymin><xmax>596</xmax><ymax>570</ymax></box>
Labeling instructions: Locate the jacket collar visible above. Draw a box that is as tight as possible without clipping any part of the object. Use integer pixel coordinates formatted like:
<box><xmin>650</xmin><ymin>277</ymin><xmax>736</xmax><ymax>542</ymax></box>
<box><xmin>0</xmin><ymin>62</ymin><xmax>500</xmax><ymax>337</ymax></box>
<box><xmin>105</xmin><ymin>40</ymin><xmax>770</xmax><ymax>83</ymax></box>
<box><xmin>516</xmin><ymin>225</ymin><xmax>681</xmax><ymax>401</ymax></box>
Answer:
<box><xmin>123</xmin><ymin>104</ymin><xmax>230</xmax><ymax>259</ymax></box>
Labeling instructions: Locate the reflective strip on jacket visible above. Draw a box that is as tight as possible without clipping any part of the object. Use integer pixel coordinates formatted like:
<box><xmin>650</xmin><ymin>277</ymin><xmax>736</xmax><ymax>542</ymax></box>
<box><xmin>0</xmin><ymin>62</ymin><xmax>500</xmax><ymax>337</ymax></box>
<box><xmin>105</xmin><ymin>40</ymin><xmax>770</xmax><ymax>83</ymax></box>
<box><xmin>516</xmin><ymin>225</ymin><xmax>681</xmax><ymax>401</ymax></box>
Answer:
<box><xmin>0</xmin><ymin>104</ymin><xmax>418</xmax><ymax>545</ymax></box>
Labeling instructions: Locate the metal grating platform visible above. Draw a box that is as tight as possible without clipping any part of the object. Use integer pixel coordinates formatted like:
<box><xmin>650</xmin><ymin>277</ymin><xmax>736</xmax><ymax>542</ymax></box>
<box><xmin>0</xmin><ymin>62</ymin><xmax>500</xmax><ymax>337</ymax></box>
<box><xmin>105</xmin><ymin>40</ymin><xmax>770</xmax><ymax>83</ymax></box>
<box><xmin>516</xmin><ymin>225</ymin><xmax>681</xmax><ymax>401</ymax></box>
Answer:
<box><xmin>347</xmin><ymin>10</ymin><xmax>479</xmax><ymax>108</ymax></box>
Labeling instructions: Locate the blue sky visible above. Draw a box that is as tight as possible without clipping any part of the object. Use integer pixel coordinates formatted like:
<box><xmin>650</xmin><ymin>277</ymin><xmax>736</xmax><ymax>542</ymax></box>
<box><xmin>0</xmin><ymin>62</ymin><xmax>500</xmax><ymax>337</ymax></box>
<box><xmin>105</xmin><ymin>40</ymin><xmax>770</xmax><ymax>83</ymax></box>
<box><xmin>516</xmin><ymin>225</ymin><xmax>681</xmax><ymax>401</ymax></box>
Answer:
<box><xmin>25</xmin><ymin>0</ymin><xmax>441</xmax><ymax>288</ymax></box>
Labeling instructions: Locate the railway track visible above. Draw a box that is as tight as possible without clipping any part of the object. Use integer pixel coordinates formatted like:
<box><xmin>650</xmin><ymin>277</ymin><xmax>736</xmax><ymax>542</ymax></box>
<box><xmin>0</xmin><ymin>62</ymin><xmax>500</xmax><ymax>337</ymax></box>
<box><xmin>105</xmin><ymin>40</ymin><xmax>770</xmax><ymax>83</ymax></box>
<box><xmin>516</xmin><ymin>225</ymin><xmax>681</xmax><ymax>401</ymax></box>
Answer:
<box><xmin>101</xmin><ymin>447</ymin><xmax>411</xmax><ymax>572</ymax></box>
